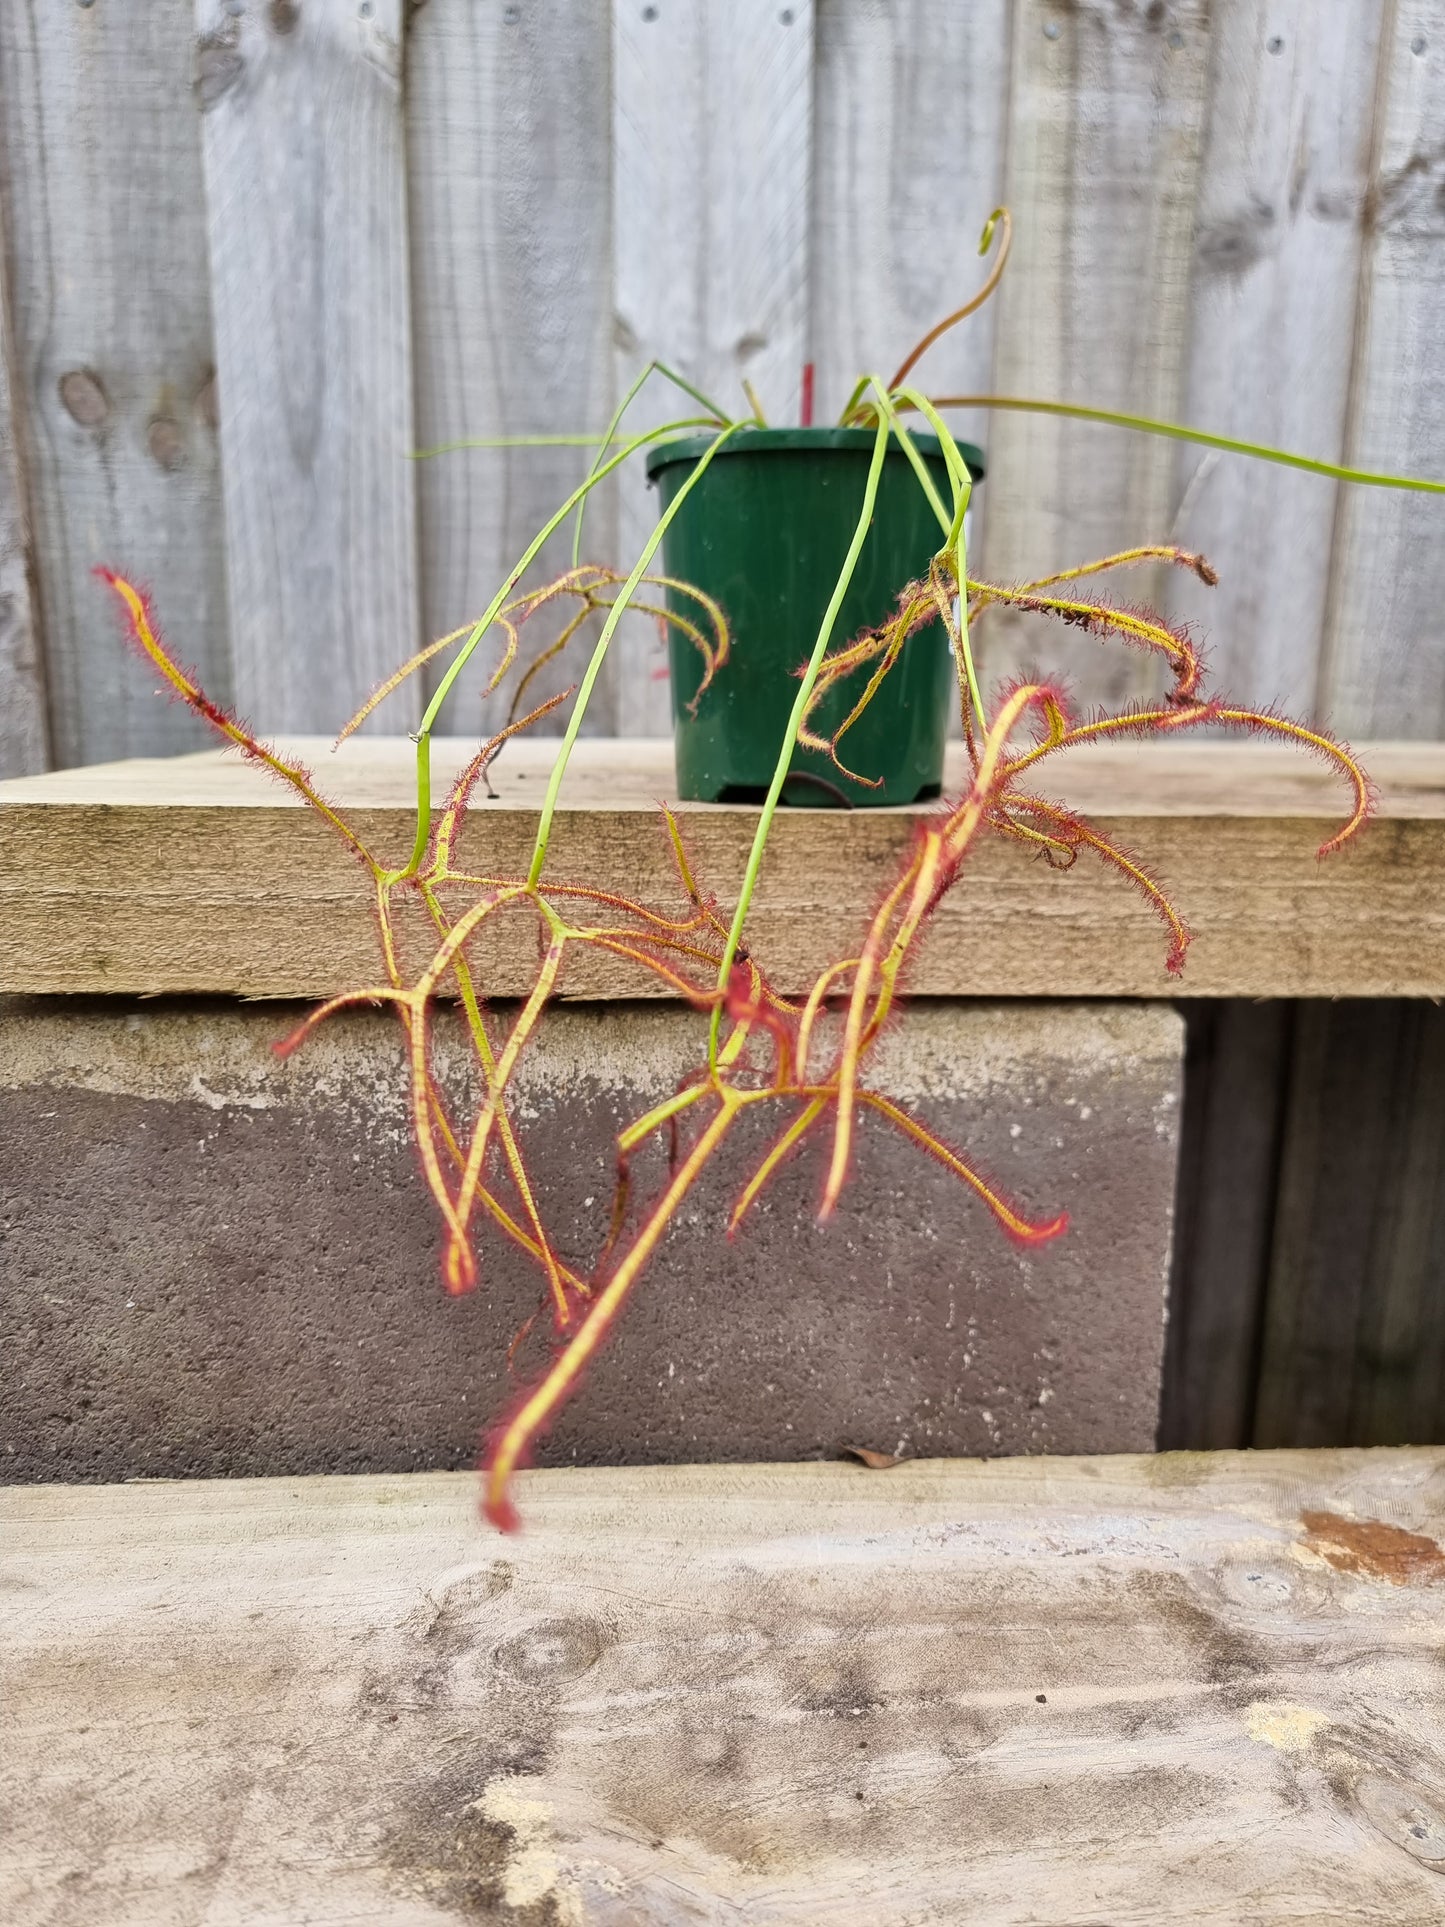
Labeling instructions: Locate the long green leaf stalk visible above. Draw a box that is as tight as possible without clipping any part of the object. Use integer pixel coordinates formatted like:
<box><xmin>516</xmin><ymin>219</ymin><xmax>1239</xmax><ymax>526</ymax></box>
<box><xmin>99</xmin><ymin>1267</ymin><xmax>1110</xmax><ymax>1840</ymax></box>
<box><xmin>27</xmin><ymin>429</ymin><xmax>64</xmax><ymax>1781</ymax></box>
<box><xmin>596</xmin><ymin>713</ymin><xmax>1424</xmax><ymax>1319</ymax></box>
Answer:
<box><xmin>707</xmin><ymin>397</ymin><xmax>892</xmax><ymax>1065</ymax></box>
<box><xmin>570</xmin><ymin>360</ymin><xmax>733</xmax><ymax>568</ymax></box>
<box><xmin>388</xmin><ymin>415</ymin><xmax>723</xmax><ymax>884</ymax></box>
<box><xmin>527</xmin><ymin>424</ymin><xmax>741</xmax><ymax>885</ymax></box>
<box><xmin>912</xmin><ymin>395</ymin><xmax>1445</xmax><ymax>494</ymax></box>
<box><xmin>887</xmin><ymin>385</ymin><xmax>982</xmax><ymax>731</ymax></box>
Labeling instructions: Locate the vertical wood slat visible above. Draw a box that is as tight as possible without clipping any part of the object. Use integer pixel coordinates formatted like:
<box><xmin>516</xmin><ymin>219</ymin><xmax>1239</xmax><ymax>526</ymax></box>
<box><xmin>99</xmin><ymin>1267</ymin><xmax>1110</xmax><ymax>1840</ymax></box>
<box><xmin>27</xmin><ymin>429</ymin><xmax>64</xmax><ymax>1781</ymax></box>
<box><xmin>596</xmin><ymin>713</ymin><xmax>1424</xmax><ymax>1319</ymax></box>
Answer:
<box><xmin>407</xmin><ymin>0</ymin><xmax>615</xmax><ymax>741</ymax></box>
<box><xmin>1320</xmin><ymin>0</ymin><xmax>1445</xmax><ymax>736</ymax></box>
<box><xmin>1253</xmin><ymin>1002</ymin><xmax>1445</xmax><ymax>1449</ymax></box>
<box><xmin>808</xmin><ymin>0</ymin><xmax>1010</xmax><ymax>469</ymax></box>
<box><xmin>196</xmin><ymin>0</ymin><xmax>417</xmax><ymax>738</ymax></box>
<box><xmin>808</xmin><ymin>0</ymin><xmax>1008</xmax><ymax>748</ymax></box>
<box><xmin>0</xmin><ymin>235</ymin><xmax>46</xmax><ymax>777</ymax></box>
<box><xmin>0</xmin><ymin>1</ymin><xmax>228</xmax><ymax>768</ymax></box>
<box><xmin>1163</xmin><ymin>0</ymin><xmax>1383</xmax><ymax>716</ymax></box>
<box><xmin>612</xmin><ymin>0</ymin><xmax>815</xmax><ymax>734</ymax></box>
<box><xmin>1159</xmin><ymin>1001</ymin><xmax>1294</xmax><ymax>1451</ymax></box>
<box><xmin>1357</xmin><ymin>1009</ymin><xmax>1445</xmax><ymax>1443</ymax></box>
<box><xmin>980</xmin><ymin>0</ymin><xmax>1211</xmax><ymax>710</ymax></box>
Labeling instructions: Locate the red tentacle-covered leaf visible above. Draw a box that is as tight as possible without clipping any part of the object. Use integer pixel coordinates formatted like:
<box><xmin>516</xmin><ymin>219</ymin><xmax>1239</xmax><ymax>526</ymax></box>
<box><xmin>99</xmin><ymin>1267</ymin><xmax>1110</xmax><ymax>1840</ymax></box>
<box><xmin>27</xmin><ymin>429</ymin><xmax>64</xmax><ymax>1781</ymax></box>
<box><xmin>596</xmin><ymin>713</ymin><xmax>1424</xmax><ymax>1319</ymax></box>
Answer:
<box><xmin>430</xmin><ymin>688</ymin><xmax>574</xmax><ymax>875</ymax></box>
<box><xmin>97</xmin><ymin>567</ymin><xmax>379</xmax><ymax>872</ymax></box>
<box><xmin>859</xmin><ymin>1092</ymin><xmax>1068</xmax><ymax>1247</ymax></box>
<box><xmin>1002</xmin><ymin>790</ymin><xmax>1192</xmax><ymax>976</ymax></box>
<box><xmin>968</xmin><ymin>578</ymin><xmax>1206</xmax><ymax>701</ymax></box>
<box><xmin>1210</xmin><ymin>705</ymin><xmax>1374</xmax><ymax>856</ymax></box>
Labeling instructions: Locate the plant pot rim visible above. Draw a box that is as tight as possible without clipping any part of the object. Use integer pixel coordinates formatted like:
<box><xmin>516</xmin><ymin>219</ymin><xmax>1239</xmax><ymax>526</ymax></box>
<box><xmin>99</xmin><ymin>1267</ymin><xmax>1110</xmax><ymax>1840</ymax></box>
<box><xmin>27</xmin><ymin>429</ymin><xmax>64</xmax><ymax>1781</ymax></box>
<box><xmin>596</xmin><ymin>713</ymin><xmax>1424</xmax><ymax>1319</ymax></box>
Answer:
<box><xmin>645</xmin><ymin>424</ymin><xmax>986</xmax><ymax>481</ymax></box>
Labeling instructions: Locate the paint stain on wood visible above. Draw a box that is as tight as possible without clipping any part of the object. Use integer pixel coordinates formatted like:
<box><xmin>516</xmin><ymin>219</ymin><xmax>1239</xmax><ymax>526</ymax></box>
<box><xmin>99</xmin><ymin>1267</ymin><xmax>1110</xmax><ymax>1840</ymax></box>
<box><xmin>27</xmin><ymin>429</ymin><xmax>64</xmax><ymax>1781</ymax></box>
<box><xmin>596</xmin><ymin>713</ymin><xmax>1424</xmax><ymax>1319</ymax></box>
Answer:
<box><xmin>1300</xmin><ymin>1510</ymin><xmax>1445</xmax><ymax>1585</ymax></box>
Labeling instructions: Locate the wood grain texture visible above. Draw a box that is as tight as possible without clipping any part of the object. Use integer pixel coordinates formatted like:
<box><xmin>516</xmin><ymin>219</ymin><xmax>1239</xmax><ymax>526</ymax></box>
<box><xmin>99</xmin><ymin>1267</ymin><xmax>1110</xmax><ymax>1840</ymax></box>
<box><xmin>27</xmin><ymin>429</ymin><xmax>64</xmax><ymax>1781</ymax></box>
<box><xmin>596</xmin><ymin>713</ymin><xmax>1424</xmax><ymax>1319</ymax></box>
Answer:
<box><xmin>1160</xmin><ymin>1000</ymin><xmax>1294</xmax><ymax>1450</ymax></box>
<box><xmin>980</xmin><ymin>0</ymin><xmax>1211</xmax><ymax>710</ymax></box>
<box><xmin>4</xmin><ymin>1451</ymin><xmax>1445</xmax><ymax>1924</ymax></box>
<box><xmin>1321</xmin><ymin>2</ymin><xmax>1445</xmax><ymax>736</ymax></box>
<box><xmin>0</xmin><ymin>737</ymin><xmax>1439</xmax><ymax>999</ymax></box>
<box><xmin>0</xmin><ymin>234</ymin><xmax>45</xmax><ymax>778</ymax></box>
<box><xmin>0</xmin><ymin>0</ymin><xmax>228</xmax><ymax>767</ymax></box>
<box><xmin>808</xmin><ymin>0</ymin><xmax>1009</xmax><ymax>446</ymax></box>
<box><xmin>1353</xmin><ymin>1005</ymin><xmax>1445</xmax><ymax>1446</ymax></box>
<box><xmin>1254</xmin><ymin>1000</ymin><xmax>1445</xmax><ymax>1451</ymax></box>
<box><xmin>1164</xmin><ymin>0</ymin><xmax>1383</xmax><ymax>716</ymax></box>
<box><xmin>612</xmin><ymin>0</ymin><xmax>815</xmax><ymax>732</ymax></box>
<box><xmin>407</xmin><ymin>0</ymin><xmax>616</xmax><ymax>740</ymax></box>
<box><xmin>195</xmin><ymin>0</ymin><xmax>418</xmax><ymax>736</ymax></box>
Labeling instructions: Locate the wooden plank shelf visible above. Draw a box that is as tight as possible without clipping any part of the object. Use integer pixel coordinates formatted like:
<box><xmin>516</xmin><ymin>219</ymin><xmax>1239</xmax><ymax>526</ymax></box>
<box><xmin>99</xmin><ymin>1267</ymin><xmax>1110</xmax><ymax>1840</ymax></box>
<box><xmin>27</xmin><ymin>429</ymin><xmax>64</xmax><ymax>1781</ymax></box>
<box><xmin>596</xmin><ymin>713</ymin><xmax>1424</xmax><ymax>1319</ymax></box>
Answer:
<box><xmin>1</xmin><ymin>737</ymin><xmax>1442</xmax><ymax>999</ymax></box>
<box><xmin>4</xmin><ymin>1450</ymin><xmax>1445</xmax><ymax>1922</ymax></box>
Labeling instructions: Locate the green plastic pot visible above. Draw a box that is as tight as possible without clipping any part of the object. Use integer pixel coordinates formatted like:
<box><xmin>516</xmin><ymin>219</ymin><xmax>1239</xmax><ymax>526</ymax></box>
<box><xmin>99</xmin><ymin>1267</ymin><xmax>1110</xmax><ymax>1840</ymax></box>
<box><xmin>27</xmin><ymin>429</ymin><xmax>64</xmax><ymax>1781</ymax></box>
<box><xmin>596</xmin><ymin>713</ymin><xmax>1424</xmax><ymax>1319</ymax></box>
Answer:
<box><xmin>645</xmin><ymin>426</ymin><xmax>984</xmax><ymax>806</ymax></box>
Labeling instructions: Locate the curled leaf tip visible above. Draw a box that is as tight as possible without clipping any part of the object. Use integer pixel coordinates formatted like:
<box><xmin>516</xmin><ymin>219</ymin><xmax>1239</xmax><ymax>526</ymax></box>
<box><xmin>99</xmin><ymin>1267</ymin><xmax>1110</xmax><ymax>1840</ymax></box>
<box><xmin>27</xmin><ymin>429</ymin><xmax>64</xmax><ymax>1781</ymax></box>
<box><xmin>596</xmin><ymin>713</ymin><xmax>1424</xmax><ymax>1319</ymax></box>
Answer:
<box><xmin>1009</xmin><ymin>1209</ymin><xmax>1070</xmax><ymax>1248</ymax></box>
<box><xmin>482</xmin><ymin>1489</ymin><xmax>522</xmax><ymax>1535</ymax></box>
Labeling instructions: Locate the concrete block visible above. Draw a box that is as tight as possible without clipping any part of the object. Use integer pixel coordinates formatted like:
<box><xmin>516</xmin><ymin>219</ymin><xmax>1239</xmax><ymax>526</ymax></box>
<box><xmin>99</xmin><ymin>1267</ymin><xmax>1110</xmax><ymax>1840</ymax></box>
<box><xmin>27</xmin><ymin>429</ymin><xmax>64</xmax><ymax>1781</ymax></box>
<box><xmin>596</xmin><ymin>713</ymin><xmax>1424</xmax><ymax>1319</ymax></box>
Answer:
<box><xmin>0</xmin><ymin>997</ymin><xmax>1183</xmax><ymax>1481</ymax></box>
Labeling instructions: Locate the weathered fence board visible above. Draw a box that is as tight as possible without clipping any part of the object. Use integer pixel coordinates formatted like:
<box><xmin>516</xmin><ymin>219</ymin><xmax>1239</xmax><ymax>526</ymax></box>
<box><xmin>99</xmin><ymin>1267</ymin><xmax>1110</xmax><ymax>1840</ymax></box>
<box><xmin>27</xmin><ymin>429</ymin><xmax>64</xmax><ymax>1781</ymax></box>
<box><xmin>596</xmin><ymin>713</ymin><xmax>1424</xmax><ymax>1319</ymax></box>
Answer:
<box><xmin>808</xmin><ymin>0</ymin><xmax>1009</xmax><ymax>447</ymax></box>
<box><xmin>1321</xmin><ymin>2</ymin><xmax>1445</xmax><ymax>738</ymax></box>
<box><xmin>0</xmin><ymin>0</ymin><xmax>228</xmax><ymax>768</ymax></box>
<box><xmin>980</xmin><ymin>0</ymin><xmax>1212</xmax><ymax>710</ymax></box>
<box><xmin>196</xmin><ymin>0</ymin><xmax>418</xmax><ymax>736</ymax></box>
<box><xmin>0</xmin><ymin>1</ymin><xmax>1439</xmax><ymax>762</ymax></box>
<box><xmin>1254</xmin><ymin>1000</ymin><xmax>1445</xmax><ymax>1450</ymax></box>
<box><xmin>612</xmin><ymin>0</ymin><xmax>814</xmax><ymax>732</ymax></box>
<box><xmin>1163</xmin><ymin>0</ymin><xmax>1382</xmax><ymax>715</ymax></box>
<box><xmin>1354</xmin><ymin>1006</ymin><xmax>1445</xmax><ymax>1444</ymax></box>
<box><xmin>0</xmin><ymin>241</ymin><xmax>45</xmax><ymax>778</ymax></box>
<box><xmin>408</xmin><ymin>0</ymin><xmax>615</xmax><ymax>740</ymax></box>
<box><xmin>1160</xmin><ymin>999</ymin><xmax>1294</xmax><ymax>1451</ymax></box>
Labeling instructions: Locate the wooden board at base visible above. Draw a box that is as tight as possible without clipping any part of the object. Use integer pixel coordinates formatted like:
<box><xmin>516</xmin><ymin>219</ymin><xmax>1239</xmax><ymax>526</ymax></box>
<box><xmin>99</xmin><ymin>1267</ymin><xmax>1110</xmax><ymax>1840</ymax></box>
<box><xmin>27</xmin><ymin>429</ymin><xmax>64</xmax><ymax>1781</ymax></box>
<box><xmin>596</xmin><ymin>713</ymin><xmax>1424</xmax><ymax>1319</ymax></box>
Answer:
<box><xmin>3</xmin><ymin>1450</ymin><xmax>1445</xmax><ymax>1924</ymax></box>
<box><xmin>0</xmin><ymin>737</ymin><xmax>1442</xmax><ymax>999</ymax></box>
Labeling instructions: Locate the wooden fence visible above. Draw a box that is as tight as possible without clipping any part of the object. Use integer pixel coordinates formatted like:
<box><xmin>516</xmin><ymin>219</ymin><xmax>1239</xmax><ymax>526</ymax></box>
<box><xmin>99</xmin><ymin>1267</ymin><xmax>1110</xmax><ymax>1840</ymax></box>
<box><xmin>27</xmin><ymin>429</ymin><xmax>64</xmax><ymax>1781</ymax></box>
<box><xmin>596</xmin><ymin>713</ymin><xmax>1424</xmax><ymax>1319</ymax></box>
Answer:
<box><xmin>1</xmin><ymin>0</ymin><xmax>1442</xmax><ymax>770</ymax></box>
<box><xmin>1</xmin><ymin>0</ymin><xmax>1443</xmax><ymax>1449</ymax></box>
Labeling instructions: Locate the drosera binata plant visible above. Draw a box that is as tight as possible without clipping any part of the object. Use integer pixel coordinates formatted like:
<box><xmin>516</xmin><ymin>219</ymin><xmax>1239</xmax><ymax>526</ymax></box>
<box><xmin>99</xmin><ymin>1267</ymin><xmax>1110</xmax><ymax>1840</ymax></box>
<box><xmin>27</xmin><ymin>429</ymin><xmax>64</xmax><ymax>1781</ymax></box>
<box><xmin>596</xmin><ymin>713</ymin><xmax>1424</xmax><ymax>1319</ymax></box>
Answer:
<box><xmin>99</xmin><ymin>209</ymin><xmax>1435</xmax><ymax>1531</ymax></box>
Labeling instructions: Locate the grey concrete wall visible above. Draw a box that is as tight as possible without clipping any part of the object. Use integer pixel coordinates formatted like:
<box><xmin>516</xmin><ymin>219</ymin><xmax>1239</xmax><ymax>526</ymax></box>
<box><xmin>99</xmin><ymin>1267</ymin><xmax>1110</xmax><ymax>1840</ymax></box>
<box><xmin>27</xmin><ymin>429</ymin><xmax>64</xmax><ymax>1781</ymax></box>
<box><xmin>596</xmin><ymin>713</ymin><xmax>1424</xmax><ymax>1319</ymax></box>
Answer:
<box><xmin>0</xmin><ymin>997</ymin><xmax>1183</xmax><ymax>1482</ymax></box>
